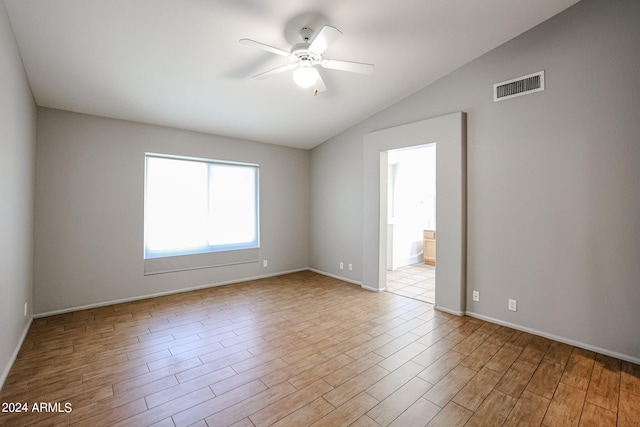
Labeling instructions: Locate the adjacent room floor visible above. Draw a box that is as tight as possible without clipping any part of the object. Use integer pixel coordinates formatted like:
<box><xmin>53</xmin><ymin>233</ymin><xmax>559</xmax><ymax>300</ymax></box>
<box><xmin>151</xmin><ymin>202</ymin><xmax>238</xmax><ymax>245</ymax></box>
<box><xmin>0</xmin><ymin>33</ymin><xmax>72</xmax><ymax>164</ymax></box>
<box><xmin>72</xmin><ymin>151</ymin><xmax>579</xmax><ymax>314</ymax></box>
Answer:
<box><xmin>387</xmin><ymin>263</ymin><xmax>435</xmax><ymax>304</ymax></box>
<box><xmin>1</xmin><ymin>271</ymin><xmax>638</xmax><ymax>426</ymax></box>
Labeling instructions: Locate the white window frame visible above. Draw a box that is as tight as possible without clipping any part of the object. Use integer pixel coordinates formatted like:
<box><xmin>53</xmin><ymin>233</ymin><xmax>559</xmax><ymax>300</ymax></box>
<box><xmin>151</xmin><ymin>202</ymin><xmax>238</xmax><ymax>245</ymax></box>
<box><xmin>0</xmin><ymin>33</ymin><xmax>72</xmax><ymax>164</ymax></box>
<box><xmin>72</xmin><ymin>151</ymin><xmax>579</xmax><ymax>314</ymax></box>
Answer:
<box><xmin>143</xmin><ymin>153</ymin><xmax>260</xmax><ymax>274</ymax></box>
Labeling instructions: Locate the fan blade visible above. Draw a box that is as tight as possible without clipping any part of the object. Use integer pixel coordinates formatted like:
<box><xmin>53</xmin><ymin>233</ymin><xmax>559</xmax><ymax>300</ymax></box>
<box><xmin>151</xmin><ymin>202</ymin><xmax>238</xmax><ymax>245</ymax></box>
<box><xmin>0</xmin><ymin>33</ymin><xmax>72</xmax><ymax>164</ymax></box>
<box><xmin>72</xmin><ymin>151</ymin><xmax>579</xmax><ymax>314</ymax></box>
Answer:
<box><xmin>313</xmin><ymin>73</ymin><xmax>327</xmax><ymax>95</ymax></box>
<box><xmin>253</xmin><ymin>63</ymin><xmax>297</xmax><ymax>80</ymax></box>
<box><xmin>320</xmin><ymin>59</ymin><xmax>375</xmax><ymax>75</ymax></box>
<box><xmin>308</xmin><ymin>25</ymin><xmax>342</xmax><ymax>55</ymax></box>
<box><xmin>239</xmin><ymin>38</ymin><xmax>292</xmax><ymax>58</ymax></box>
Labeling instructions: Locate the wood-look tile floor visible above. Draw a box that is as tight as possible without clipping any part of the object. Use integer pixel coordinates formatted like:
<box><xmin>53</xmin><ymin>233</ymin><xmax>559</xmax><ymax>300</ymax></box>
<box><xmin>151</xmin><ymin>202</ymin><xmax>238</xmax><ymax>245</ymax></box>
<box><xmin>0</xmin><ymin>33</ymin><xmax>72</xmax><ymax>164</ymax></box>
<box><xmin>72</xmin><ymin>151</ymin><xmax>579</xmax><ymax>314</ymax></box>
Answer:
<box><xmin>1</xmin><ymin>271</ymin><xmax>639</xmax><ymax>426</ymax></box>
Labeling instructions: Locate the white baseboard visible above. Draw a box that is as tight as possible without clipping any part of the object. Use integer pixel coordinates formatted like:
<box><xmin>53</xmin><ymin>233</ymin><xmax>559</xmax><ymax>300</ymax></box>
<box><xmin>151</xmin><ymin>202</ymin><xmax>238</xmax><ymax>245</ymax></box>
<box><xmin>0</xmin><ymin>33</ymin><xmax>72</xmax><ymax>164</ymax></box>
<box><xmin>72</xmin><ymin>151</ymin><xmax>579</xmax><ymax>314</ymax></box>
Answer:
<box><xmin>307</xmin><ymin>268</ymin><xmax>383</xmax><ymax>292</ymax></box>
<box><xmin>466</xmin><ymin>311</ymin><xmax>640</xmax><ymax>366</ymax></box>
<box><xmin>307</xmin><ymin>268</ymin><xmax>364</xmax><ymax>287</ymax></box>
<box><xmin>0</xmin><ymin>317</ymin><xmax>32</xmax><ymax>391</ymax></box>
<box><xmin>34</xmin><ymin>268</ymin><xmax>308</xmax><ymax>319</ymax></box>
<box><xmin>435</xmin><ymin>305</ymin><xmax>465</xmax><ymax>316</ymax></box>
<box><xmin>361</xmin><ymin>283</ymin><xmax>385</xmax><ymax>292</ymax></box>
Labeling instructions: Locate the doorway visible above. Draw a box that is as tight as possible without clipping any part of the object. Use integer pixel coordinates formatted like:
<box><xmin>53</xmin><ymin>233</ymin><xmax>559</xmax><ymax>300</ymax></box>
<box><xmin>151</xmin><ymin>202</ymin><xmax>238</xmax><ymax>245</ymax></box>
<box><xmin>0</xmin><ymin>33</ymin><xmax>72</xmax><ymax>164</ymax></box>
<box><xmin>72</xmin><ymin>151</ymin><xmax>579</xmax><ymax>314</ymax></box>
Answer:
<box><xmin>386</xmin><ymin>144</ymin><xmax>436</xmax><ymax>303</ymax></box>
<box><xmin>362</xmin><ymin>112</ymin><xmax>466</xmax><ymax>315</ymax></box>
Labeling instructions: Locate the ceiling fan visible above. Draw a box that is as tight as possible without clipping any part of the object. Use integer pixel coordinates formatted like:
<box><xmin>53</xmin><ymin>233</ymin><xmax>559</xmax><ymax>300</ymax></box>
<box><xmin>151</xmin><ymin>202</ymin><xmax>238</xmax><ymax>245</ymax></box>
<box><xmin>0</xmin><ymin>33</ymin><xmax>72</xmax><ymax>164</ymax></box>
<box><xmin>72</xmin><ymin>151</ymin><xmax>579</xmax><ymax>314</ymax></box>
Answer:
<box><xmin>240</xmin><ymin>25</ymin><xmax>375</xmax><ymax>95</ymax></box>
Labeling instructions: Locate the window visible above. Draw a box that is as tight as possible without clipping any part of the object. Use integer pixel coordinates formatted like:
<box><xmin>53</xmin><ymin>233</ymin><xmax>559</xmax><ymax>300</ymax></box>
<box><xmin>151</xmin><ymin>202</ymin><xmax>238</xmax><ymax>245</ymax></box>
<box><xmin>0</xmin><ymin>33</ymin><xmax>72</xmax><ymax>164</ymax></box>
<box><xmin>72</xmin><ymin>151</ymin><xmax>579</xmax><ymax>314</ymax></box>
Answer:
<box><xmin>144</xmin><ymin>153</ymin><xmax>259</xmax><ymax>274</ymax></box>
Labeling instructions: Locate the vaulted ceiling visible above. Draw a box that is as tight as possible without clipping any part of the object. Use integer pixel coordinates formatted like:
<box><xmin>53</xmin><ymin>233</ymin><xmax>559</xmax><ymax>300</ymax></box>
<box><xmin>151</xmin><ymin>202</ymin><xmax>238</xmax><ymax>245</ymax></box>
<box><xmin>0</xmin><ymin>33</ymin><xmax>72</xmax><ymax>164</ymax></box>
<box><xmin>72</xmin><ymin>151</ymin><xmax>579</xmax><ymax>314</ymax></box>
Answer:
<box><xmin>4</xmin><ymin>0</ymin><xmax>580</xmax><ymax>149</ymax></box>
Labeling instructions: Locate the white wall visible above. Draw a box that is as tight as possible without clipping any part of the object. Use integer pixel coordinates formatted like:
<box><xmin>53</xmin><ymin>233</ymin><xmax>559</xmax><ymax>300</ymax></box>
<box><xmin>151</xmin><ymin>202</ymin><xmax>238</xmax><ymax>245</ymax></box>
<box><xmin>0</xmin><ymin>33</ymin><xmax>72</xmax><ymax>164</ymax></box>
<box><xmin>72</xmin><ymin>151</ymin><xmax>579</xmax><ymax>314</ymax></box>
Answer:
<box><xmin>388</xmin><ymin>145</ymin><xmax>436</xmax><ymax>269</ymax></box>
<box><xmin>0</xmin><ymin>0</ymin><xmax>36</xmax><ymax>388</ymax></box>
<box><xmin>34</xmin><ymin>109</ymin><xmax>310</xmax><ymax>315</ymax></box>
<box><xmin>310</xmin><ymin>0</ymin><xmax>640</xmax><ymax>361</ymax></box>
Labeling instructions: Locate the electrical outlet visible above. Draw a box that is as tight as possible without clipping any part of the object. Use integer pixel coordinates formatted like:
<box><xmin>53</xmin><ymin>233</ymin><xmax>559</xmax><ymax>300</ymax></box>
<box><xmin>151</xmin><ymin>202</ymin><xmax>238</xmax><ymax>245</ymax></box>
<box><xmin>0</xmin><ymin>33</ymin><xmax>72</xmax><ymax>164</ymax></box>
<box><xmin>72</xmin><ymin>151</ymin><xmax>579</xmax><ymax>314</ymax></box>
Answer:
<box><xmin>263</xmin><ymin>260</ymin><xmax>268</xmax><ymax>268</ymax></box>
<box><xmin>508</xmin><ymin>299</ymin><xmax>517</xmax><ymax>311</ymax></box>
<box><xmin>24</xmin><ymin>302</ymin><xmax>28</xmax><ymax>317</ymax></box>
<box><xmin>340</xmin><ymin>262</ymin><xmax>344</xmax><ymax>270</ymax></box>
<box><xmin>348</xmin><ymin>263</ymin><xmax>353</xmax><ymax>271</ymax></box>
<box><xmin>472</xmin><ymin>291</ymin><xmax>479</xmax><ymax>302</ymax></box>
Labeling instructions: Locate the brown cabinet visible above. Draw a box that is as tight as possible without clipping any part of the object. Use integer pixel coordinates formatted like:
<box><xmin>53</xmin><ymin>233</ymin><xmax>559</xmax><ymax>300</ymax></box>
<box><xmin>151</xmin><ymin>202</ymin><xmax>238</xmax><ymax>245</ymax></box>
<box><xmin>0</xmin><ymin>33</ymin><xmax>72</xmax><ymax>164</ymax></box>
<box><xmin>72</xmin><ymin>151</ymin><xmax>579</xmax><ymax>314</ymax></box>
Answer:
<box><xmin>423</xmin><ymin>230</ymin><xmax>436</xmax><ymax>265</ymax></box>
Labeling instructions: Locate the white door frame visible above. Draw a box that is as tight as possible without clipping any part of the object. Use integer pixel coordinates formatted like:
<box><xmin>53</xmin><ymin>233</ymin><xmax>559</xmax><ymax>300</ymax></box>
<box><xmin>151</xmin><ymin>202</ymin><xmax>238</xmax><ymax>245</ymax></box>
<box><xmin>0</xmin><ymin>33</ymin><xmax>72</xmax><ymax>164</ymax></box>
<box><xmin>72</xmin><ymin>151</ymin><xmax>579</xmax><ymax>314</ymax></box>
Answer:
<box><xmin>362</xmin><ymin>112</ymin><xmax>467</xmax><ymax>315</ymax></box>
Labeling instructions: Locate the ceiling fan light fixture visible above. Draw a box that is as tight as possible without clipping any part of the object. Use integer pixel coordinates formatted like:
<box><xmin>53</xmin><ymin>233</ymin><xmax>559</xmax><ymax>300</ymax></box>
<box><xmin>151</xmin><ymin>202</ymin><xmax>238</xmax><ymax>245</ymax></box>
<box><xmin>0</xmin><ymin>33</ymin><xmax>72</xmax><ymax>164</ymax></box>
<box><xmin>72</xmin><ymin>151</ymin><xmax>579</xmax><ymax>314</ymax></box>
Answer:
<box><xmin>241</xmin><ymin>24</ymin><xmax>374</xmax><ymax>93</ymax></box>
<box><xmin>293</xmin><ymin>66</ymin><xmax>319</xmax><ymax>88</ymax></box>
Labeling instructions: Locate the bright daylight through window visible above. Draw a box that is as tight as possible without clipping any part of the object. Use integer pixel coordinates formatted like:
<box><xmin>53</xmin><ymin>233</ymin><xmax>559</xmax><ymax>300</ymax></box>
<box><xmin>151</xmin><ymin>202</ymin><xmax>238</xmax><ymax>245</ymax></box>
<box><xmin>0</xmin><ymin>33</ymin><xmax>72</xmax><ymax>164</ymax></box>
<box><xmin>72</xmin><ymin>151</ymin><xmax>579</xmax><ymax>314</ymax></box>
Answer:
<box><xmin>144</xmin><ymin>154</ymin><xmax>259</xmax><ymax>264</ymax></box>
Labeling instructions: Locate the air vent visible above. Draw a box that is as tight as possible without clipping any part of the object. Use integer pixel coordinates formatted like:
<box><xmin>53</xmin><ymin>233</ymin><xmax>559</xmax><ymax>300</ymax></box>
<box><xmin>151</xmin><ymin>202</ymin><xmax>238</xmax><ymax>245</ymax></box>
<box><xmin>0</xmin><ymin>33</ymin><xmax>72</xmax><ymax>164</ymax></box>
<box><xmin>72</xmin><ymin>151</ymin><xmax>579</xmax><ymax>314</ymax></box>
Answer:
<box><xmin>494</xmin><ymin>71</ymin><xmax>544</xmax><ymax>102</ymax></box>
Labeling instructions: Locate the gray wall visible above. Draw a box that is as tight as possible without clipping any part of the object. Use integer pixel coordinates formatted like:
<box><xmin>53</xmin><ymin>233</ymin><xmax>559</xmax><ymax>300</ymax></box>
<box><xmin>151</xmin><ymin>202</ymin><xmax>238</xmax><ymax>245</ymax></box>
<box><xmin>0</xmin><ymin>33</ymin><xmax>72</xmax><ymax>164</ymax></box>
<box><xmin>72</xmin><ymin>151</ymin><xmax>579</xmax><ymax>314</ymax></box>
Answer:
<box><xmin>34</xmin><ymin>109</ymin><xmax>310</xmax><ymax>314</ymax></box>
<box><xmin>0</xmin><ymin>1</ymin><xmax>36</xmax><ymax>387</ymax></box>
<box><xmin>310</xmin><ymin>0</ymin><xmax>640</xmax><ymax>361</ymax></box>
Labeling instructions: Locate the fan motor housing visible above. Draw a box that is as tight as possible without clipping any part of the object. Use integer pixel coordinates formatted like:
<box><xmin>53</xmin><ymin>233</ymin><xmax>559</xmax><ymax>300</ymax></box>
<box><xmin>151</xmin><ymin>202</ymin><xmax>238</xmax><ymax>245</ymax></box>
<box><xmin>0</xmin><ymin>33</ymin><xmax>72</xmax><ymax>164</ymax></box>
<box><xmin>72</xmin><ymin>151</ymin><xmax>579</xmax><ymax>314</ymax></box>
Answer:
<box><xmin>291</xmin><ymin>43</ymin><xmax>321</xmax><ymax>63</ymax></box>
